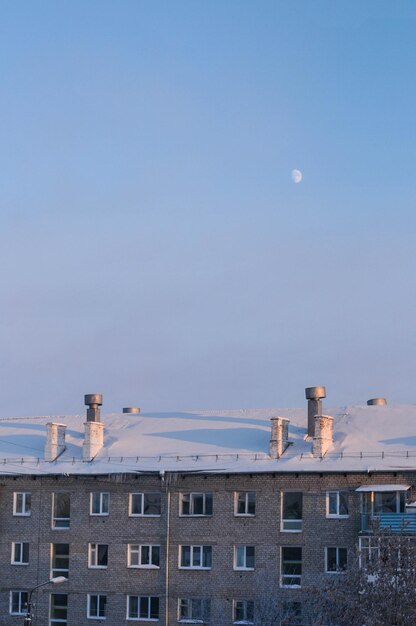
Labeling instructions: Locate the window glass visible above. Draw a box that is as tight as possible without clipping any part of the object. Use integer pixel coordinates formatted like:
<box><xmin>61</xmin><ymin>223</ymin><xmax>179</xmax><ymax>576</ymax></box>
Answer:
<box><xmin>282</xmin><ymin>493</ymin><xmax>303</xmax><ymax>531</ymax></box>
<box><xmin>51</xmin><ymin>544</ymin><xmax>69</xmax><ymax>578</ymax></box>
<box><xmin>281</xmin><ymin>547</ymin><xmax>302</xmax><ymax>587</ymax></box>
<box><xmin>50</xmin><ymin>593</ymin><xmax>68</xmax><ymax>624</ymax></box>
<box><xmin>53</xmin><ymin>494</ymin><xmax>70</xmax><ymax>528</ymax></box>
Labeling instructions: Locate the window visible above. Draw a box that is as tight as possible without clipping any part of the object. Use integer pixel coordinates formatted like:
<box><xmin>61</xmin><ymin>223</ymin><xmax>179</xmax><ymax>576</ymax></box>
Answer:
<box><xmin>281</xmin><ymin>492</ymin><xmax>303</xmax><ymax>531</ymax></box>
<box><xmin>88</xmin><ymin>543</ymin><xmax>108</xmax><ymax>568</ymax></box>
<box><xmin>325</xmin><ymin>547</ymin><xmax>347</xmax><ymax>573</ymax></box>
<box><xmin>234</xmin><ymin>545</ymin><xmax>255</xmax><ymax>570</ymax></box>
<box><xmin>129</xmin><ymin>493</ymin><xmax>161</xmax><ymax>516</ymax></box>
<box><xmin>50</xmin><ymin>593</ymin><xmax>68</xmax><ymax>626</ymax></box>
<box><xmin>128</xmin><ymin>544</ymin><xmax>160</xmax><ymax>568</ymax></box>
<box><xmin>52</xmin><ymin>493</ymin><xmax>70</xmax><ymax>529</ymax></box>
<box><xmin>88</xmin><ymin>594</ymin><xmax>107</xmax><ymax>619</ymax></box>
<box><xmin>234</xmin><ymin>492</ymin><xmax>255</xmax><ymax>516</ymax></box>
<box><xmin>180</xmin><ymin>493</ymin><xmax>213</xmax><ymax>516</ymax></box>
<box><xmin>51</xmin><ymin>544</ymin><xmax>69</xmax><ymax>578</ymax></box>
<box><xmin>180</xmin><ymin>545</ymin><xmax>212</xmax><ymax>569</ymax></box>
<box><xmin>10</xmin><ymin>591</ymin><xmax>28</xmax><ymax>615</ymax></box>
<box><xmin>281</xmin><ymin>547</ymin><xmax>302</xmax><ymax>587</ymax></box>
<box><xmin>90</xmin><ymin>492</ymin><xmax>109</xmax><ymax>516</ymax></box>
<box><xmin>374</xmin><ymin>491</ymin><xmax>406</xmax><ymax>514</ymax></box>
<box><xmin>11</xmin><ymin>542</ymin><xmax>29</xmax><ymax>565</ymax></box>
<box><xmin>281</xmin><ymin>602</ymin><xmax>302</xmax><ymax>626</ymax></box>
<box><xmin>233</xmin><ymin>600</ymin><xmax>254</xmax><ymax>624</ymax></box>
<box><xmin>326</xmin><ymin>491</ymin><xmax>349</xmax><ymax>517</ymax></box>
<box><xmin>127</xmin><ymin>596</ymin><xmax>159</xmax><ymax>621</ymax></box>
<box><xmin>13</xmin><ymin>492</ymin><xmax>31</xmax><ymax>516</ymax></box>
<box><xmin>359</xmin><ymin>536</ymin><xmax>380</xmax><ymax>568</ymax></box>
<box><xmin>178</xmin><ymin>598</ymin><xmax>211</xmax><ymax>623</ymax></box>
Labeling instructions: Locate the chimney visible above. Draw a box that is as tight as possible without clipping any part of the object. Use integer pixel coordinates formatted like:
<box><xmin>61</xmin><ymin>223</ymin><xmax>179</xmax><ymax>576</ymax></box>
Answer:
<box><xmin>367</xmin><ymin>398</ymin><xmax>387</xmax><ymax>406</ymax></box>
<box><xmin>305</xmin><ymin>386</ymin><xmax>326</xmax><ymax>436</ymax></box>
<box><xmin>85</xmin><ymin>394</ymin><xmax>103</xmax><ymax>422</ymax></box>
<box><xmin>123</xmin><ymin>407</ymin><xmax>140</xmax><ymax>414</ymax></box>
<box><xmin>269</xmin><ymin>417</ymin><xmax>290</xmax><ymax>459</ymax></box>
<box><xmin>45</xmin><ymin>423</ymin><xmax>66</xmax><ymax>462</ymax></box>
<box><xmin>83</xmin><ymin>421</ymin><xmax>104</xmax><ymax>462</ymax></box>
<box><xmin>312</xmin><ymin>415</ymin><xmax>333</xmax><ymax>458</ymax></box>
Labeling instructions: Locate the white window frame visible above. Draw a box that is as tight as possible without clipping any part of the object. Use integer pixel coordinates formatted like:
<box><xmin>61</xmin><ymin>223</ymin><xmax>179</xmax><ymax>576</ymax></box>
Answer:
<box><xmin>233</xmin><ymin>545</ymin><xmax>255</xmax><ymax>571</ymax></box>
<box><xmin>233</xmin><ymin>599</ymin><xmax>254</xmax><ymax>624</ymax></box>
<box><xmin>128</xmin><ymin>544</ymin><xmax>160</xmax><ymax>569</ymax></box>
<box><xmin>88</xmin><ymin>543</ymin><xmax>108</xmax><ymax>569</ymax></box>
<box><xmin>178</xmin><ymin>598</ymin><xmax>211</xmax><ymax>623</ymax></box>
<box><xmin>90</xmin><ymin>492</ymin><xmax>109</xmax><ymax>516</ymax></box>
<box><xmin>87</xmin><ymin>594</ymin><xmax>107</xmax><ymax>620</ymax></box>
<box><xmin>52</xmin><ymin>493</ymin><xmax>70</xmax><ymax>529</ymax></box>
<box><xmin>126</xmin><ymin>595</ymin><xmax>159</xmax><ymax>621</ymax></box>
<box><xmin>234</xmin><ymin>492</ymin><xmax>256</xmax><ymax>516</ymax></box>
<box><xmin>179</xmin><ymin>545</ymin><xmax>212</xmax><ymax>570</ymax></box>
<box><xmin>129</xmin><ymin>492</ymin><xmax>161</xmax><ymax>517</ymax></box>
<box><xmin>326</xmin><ymin>491</ymin><xmax>349</xmax><ymax>518</ymax></box>
<box><xmin>280</xmin><ymin>546</ymin><xmax>302</xmax><ymax>588</ymax></box>
<box><xmin>11</xmin><ymin>541</ymin><xmax>29</xmax><ymax>565</ymax></box>
<box><xmin>50</xmin><ymin>543</ymin><xmax>69</xmax><ymax>579</ymax></box>
<box><xmin>359</xmin><ymin>536</ymin><xmax>381</xmax><ymax>568</ymax></box>
<box><xmin>325</xmin><ymin>546</ymin><xmax>347</xmax><ymax>573</ymax></box>
<box><xmin>13</xmin><ymin>492</ymin><xmax>31</xmax><ymax>516</ymax></box>
<box><xmin>49</xmin><ymin>592</ymin><xmax>68</xmax><ymax>625</ymax></box>
<box><xmin>9</xmin><ymin>591</ymin><xmax>28</xmax><ymax>615</ymax></box>
<box><xmin>281</xmin><ymin>492</ymin><xmax>303</xmax><ymax>532</ymax></box>
<box><xmin>179</xmin><ymin>492</ymin><xmax>213</xmax><ymax>516</ymax></box>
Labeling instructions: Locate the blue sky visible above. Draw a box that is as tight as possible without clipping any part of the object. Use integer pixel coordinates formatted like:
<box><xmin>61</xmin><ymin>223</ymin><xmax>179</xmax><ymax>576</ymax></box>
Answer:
<box><xmin>1</xmin><ymin>1</ymin><xmax>415</xmax><ymax>415</ymax></box>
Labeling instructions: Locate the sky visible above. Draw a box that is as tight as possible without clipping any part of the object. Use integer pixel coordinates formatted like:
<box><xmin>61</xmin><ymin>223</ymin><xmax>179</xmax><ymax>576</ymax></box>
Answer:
<box><xmin>0</xmin><ymin>0</ymin><xmax>416</xmax><ymax>416</ymax></box>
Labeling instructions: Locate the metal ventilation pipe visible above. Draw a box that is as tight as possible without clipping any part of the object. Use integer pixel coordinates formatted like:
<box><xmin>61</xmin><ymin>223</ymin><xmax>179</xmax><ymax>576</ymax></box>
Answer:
<box><xmin>305</xmin><ymin>386</ymin><xmax>326</xmax><ymax>437</ymax></box>
<box><xmin>85</xmin><ymin>394</ymin><xmax>103</xmax><ymax>422</ymax></box>
<box><xmin>367</xmin><ymin>398</ymin><xmax>387</xmax><ymax>406</ymax></box>
<box><xmin>123</xmin><ymin>407</ymin><xmax>140</xmax><ymax>414</ymax></box>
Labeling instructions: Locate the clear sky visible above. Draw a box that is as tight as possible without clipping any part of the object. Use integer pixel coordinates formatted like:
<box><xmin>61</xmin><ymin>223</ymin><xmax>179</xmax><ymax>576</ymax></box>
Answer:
<box><xmin>1</xmin><ymin>1</ymin><xmax>416</xmax><ymax>415</ymax></box>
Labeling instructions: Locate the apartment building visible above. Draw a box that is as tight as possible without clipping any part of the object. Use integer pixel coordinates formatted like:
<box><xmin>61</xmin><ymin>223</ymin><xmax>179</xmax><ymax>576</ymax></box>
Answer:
<box><xmin>1</xmin><ymin>390</ymin><xmax>416</xmax><ymax>625</ymax></box>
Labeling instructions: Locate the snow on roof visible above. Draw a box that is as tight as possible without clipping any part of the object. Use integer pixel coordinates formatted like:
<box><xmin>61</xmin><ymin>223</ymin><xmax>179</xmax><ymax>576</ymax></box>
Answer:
<box><xmin>0</xmin><ymin>403</ymin><xmax>416</xmax><ymax>476</ymax></box>
<box><xmin>356</xmin><ymin>485</ymin><xmax>411</xmax><ymax>492</ymax></box>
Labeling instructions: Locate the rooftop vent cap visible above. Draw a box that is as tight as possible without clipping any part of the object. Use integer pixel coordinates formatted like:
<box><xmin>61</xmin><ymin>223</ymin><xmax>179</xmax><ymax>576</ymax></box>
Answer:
<box><xmin>305</xmin><ymin>386</ymin><xmax>326</xmax><ymax>400</ymax></box>
<box><xmin>84</xmin><ymin>393</ymin><xmax>103</xmax><ymax>422</ymax></box>
<box><xmin>367</xmin><ymin>398</ymin><xmax>387</xmax><ymax>406</ymax></box>
<box><xmin>123</xmin><ymin>407</ymin><xmax>140</xmax><ymax>414</ymax></box>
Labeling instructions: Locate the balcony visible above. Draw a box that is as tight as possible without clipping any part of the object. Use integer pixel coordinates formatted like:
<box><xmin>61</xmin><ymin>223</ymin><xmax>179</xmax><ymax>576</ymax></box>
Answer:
<box><xmin>361</xmin><ymin>513</ymin><xmax>416</xmax><ymax>533</ymax></box>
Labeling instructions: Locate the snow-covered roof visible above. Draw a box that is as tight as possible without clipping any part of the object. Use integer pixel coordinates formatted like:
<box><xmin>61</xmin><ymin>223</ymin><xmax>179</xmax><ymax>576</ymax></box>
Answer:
<box><xmin>356</xmin><ymin>485</ymin><xmax>411</xmax><ymax>492</ymax></box>
<box><xmin>1</xmin><ymin>403</ymin><xmax>416</xmax><ymax>476</ymax></box>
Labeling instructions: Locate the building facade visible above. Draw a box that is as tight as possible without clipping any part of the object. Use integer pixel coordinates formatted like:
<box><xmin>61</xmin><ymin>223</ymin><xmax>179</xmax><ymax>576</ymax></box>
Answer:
<box><xmin>0</xmin><ymin>391</ymin><xmax>415</xmax><ymax>625</ymax></box>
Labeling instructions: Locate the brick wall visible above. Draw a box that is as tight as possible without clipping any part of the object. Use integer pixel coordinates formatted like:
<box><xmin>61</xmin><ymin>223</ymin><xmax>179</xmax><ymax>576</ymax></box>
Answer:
<box><xmin>0</xmin><ymin>470</ymin><xmax>414</xmax><ymax>625</ymax></box>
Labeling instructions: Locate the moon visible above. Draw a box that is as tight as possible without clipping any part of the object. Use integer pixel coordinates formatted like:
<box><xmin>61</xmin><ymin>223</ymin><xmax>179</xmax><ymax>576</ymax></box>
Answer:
<box><xmin>291</xmin><ymin>169</ymin><xmax>303</xmax><ymax>183</ymax></box>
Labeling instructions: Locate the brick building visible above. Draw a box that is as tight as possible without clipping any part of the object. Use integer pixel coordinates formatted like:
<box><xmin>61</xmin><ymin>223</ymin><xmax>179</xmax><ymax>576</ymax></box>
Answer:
<box><xmin>1</xmin><ymin>390</ymin><xmax>416</xmax><ymax>625</ymax></box>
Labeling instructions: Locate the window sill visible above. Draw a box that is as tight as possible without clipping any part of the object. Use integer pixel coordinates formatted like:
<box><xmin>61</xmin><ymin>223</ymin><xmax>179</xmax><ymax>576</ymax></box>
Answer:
<box><xmin>179</xmin><ymin>567</ymin><xmax>211</xmax><ymax>571</ymax></box>
<box><xmin>233</xmin><ymin>568</ymin><xmax>255</xmax><ymax>572</ymax></box>
<box><xmin>234</xmin><ymin>514</ymin><xmax>255</xmax><ymax>518</ymax></box>
<box><xmin>88</xmin><ymin>566</ymin><xmax>108</xmax><ymax>570</ymax></box>
<box><xmin>12</xmin><ymin>513</ymin><xmax>31</xmax><ymax>517</ymax></box>
<box><xmin>326</xmin><ymin>515</ymin><xmax>349</xmax><ymax>519</ymax></box>
<box><xmin>128</xmin><ymin>565</ymin><xmax>160</xmax><ymax>569</ymax></box>
<box><xmin>90</xmin><ymin>513</ymin><xmax>109</xmax><ymax>517</ymax></box>
<box><xmin>11</xmin><ymin>562</ymin><xmax>29</xmax><ymax>566</ymax></box>
<box><xmin>179</xmin><ymin>514</ymin><xmax>212</xmax><ymax>518</ymax></box>
<box><xmin>129</xmin><ymin>514</ymin><xmax>161</xmax><ymax>518</ymax></box>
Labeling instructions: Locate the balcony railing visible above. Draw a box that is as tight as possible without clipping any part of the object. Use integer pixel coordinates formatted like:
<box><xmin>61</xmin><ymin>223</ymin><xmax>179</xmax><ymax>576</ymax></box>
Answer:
<box><xmin>361</xmin><ymin>513</ymin><xmax>416</xmax><ymax>533</ymax></box>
